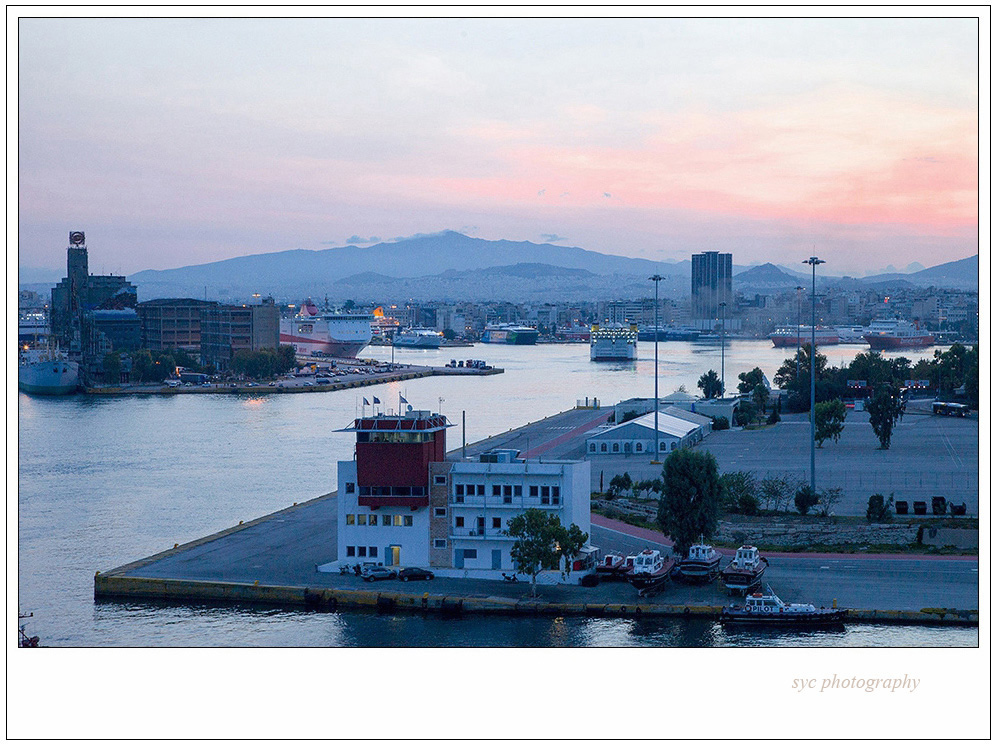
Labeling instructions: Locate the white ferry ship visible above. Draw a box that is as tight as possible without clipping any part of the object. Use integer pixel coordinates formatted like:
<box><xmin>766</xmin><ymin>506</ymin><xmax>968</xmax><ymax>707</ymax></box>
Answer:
<box><xmin>863</xmin><ymin>319</ymin><xmax>935</xmax><ymax>350</ymax></box>
<box><xmin>590</xmin><ymin>323</ymin><xmax>638</xmax><ymax>361</ymax></box>
<box><xmin>19</xmin><ymin>347</ymin><xmax>80</xmax><ymax>395</ymax></box>
<box><xmin>769</xmin><ymin>326</ymin><xmax>840</xmax><ymax>347</ymax></box>
<box><xmin>393</xmin><ymin>328</ymin><xmax>444</xmax><ymax>348</ymax></box>
<box><xmin>279</xmin><ymin>300</ymin><xmax>373</xmax><ymax>358</ymax></box>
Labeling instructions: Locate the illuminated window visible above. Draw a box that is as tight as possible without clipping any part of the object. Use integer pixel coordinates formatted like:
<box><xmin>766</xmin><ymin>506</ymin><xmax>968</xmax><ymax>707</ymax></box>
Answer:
<box><xmin>393</xmin><ymin>515</ymin><xmax>403</xmax><ymax>526</ymax></box>
<box><xmin>346</xmin><ymin>514</ymin><xmax>355</xmax><ymax>525</ymax></box>
<box><xmin>357</xmin><ymin>514</ymin><xmax>367</xmax><ymax>526</ymax></box>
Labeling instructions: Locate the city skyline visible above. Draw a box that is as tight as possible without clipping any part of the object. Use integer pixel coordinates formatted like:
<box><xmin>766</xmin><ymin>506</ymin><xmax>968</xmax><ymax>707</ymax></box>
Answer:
<box><xmin>16</xmin><ymin>15</ymin><xmax>981</xmax><ymax>278</ymax></box>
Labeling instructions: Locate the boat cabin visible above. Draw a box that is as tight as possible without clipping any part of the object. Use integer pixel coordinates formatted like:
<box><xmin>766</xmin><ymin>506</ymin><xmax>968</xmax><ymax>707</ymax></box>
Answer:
<box><xmin>632</xmin><ymin>549</ymin><xmax>664</xmax><ymax>574</ymax></box>
<box><xmin>686</xmin><ymin>543</ymin><xmax>715</xmax><ymax>561</ymax></box>
<box><xmin>733</xmin><ymin>546</ymin><xmax>760</xmax><ymax>569</ymax></box>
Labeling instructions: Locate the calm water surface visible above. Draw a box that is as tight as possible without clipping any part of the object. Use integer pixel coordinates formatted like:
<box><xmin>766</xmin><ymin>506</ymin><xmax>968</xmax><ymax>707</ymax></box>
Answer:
<box><xmin>18</xmin><ymin>340</ymin><xmax>975</xmax><ymax>646</ymax></box>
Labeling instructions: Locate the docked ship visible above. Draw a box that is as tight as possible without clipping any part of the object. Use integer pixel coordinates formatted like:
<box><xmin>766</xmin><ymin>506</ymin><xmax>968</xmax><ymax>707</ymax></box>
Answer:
<box><xmin>862</xmin><ymin>319</ymin><xmax>936</xmax><ymax>350</ymax></box>
<box><xmin>393</xmin><ymin>328</ymin><xmax>444</xmax><ymax>348</ymax></box>
<box><xmin>590</xmin><ymin>323</ymin><xmax>638</xmax><ymax>361</ymax></box>
<box><xmin>769</xmin><ymin>326</ymin><xmax>840</xmax><ymax>347</ymax></box>
<box><xmin>720</xmin><ymin>545</ymin><xmax>769</xmax><ymax>593</ymax></box>
<box><xmin>18</xmin><ymin>347</ymin><xmax>80</xmax><ymax>395</ymax></box>
<box><xmin>18</xmin><ymin>312</ymin><xmax>50</xmax><ymax>344</ymax></box>
<box><xmin>674</xmin><ymin>541</ymin><xmax>722</xmax><ymax>582</ymax></box>
<box><xmin>481</xmin><ymin>323</ymin><xmax>539</xmax><ymax>345</ymax></box>
<box><xmin>279</xmin><ymin>300</ymin><xmax>373</xmax><ymax>358</ymax></box>
<box><xmin>834</xmin><ymin>325</ymin><xmax>868</xmax><ymax>343</ymax></box>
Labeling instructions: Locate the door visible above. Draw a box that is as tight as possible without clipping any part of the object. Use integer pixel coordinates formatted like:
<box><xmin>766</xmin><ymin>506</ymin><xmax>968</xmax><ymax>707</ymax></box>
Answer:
<box><xmin>454</xmin><ymin>549</ymin><xmax>464</xmax><ymax>569</ymax></box>
<box><xmin>476</xmin><ymin>516</ymin><xmax>485</xmax><ymax>536</ymax></box>
<box><xmin>491</xmin><ymin>549</ymin><xmax>502</xmax><ymax>570</ymax></box>
<box><xmin>389</xmin><ymin>546</ymin><xmax>401</xmax><ymax>566</ymax></box>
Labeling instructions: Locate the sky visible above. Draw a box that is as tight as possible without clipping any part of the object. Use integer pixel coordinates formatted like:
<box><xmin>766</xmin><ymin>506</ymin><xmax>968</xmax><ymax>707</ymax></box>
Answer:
<box><xmin>14</xmin><ymin>14</ymin><xmax>983</xmax><ymax>278</ymax></box>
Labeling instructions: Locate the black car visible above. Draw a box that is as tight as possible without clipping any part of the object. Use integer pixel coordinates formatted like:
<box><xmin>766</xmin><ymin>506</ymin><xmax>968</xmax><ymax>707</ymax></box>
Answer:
<box><xmin>397</xmin><ymin>567</ymin><xmax>435</xmax><ymax>581</ymax></box>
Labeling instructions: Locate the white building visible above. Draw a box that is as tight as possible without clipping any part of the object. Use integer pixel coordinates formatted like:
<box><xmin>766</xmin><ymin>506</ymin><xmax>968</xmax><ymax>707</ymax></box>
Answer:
<box><xmin>586</xmin><ymin>408</ymin><xmax>712</xmax><ymax>458</ymax></box>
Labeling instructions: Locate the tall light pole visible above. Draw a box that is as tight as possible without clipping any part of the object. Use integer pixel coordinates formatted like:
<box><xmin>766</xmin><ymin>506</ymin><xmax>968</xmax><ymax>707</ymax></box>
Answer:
<box><xmin>719</xmin><ymin>301</ymin><xmax>727</xmax><ymax>398</ymax></box>
<box><xmin>795</xmin><ymin>286</ymin><xmax>804</xmax><ymax>384</ymax></box>
<box><xmin>803</xmin><ymin>257</ymin><xmax>825</xmax><ymax>495</ymax></box>
<box><xmin>650</xmin><ymin>274</ymin><xmax>663</xmax><ymax>462</ymax></box>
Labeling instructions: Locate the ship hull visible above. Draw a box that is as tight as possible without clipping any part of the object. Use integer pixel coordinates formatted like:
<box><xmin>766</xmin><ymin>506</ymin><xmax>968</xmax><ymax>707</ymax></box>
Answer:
<box><xmin>863</xmin><ymin>334</ymin><xmax>935</xmax><ymax>350</ymax></box>
<box><xmin>771</xmin><ymin>334</ymin><xmax>839</xmax><ymax>347</ymax></box>
<box><xmin>280</xmin><ymin>313</ymin><xmax>372</xmax><ymax>358</ymax></box>
<box><xmin>18</xmin><ymin>360</ymin><xmax>80</xmax><ymax>395</ymax></box>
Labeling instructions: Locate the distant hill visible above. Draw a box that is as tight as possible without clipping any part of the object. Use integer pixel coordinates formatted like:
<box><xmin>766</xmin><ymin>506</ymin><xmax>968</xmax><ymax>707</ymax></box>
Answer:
<box><xmin>126</xmin><ymin>231</ymin><xmax>686</xmax><ymax>301</ymax></box>
<box><xmin>734</xmin><ymin>262</ymin><xmax>803</xmax><ymax>292</ymax></box>
<box><xmin>862</xmin><ymin>255</ymin><xmax>977</xmax><ymax>291</ymax></box>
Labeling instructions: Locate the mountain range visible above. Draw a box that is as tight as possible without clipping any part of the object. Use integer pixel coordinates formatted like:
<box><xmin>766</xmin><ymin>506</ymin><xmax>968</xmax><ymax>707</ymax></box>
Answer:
<box><xmin>21</xmin><ymin>231</ymin><xmax>978</xmax><ymax>301</ymax></box>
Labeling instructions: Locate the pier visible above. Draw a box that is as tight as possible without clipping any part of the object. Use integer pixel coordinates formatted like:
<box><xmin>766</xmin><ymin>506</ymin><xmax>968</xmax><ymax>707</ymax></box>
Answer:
<box><xmin>94</xmin><ymin>405</ymin><xmax>978</xmax><ymax>625</ymax></box>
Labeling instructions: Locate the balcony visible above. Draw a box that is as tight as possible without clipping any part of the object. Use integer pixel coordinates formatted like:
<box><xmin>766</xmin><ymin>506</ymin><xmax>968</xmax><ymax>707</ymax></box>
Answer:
<box><xmin>450</xmin><ymin>528</ymin><xmax>515</xmax><ymax>541</ymax></box>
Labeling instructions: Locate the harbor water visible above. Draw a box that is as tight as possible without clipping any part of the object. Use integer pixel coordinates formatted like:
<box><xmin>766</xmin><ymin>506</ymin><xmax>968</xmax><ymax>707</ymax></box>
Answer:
<box><xmin>17</xmin><ymin>339</ymin><xmax>977</xmax><ymax>647</ymax></box>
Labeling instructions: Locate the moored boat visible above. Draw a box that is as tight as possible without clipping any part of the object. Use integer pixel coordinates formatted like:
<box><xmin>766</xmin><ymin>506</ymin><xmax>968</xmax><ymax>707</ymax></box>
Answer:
<box><xmin>595</xmin><ymin>552</ymin><xmax>626</xmax><ymax>576</ymax></box>
<box><xmin>393</xmin><ymin>328</ymin><xmax>444</xmax><ymax>348</ymax></box>
<box><xmin>720</xmin><ymin>545</ymin><xmax>769</xmax><ymax>593</ymax></box>
<box><xmin>721</xmin><ymin>589</ymin><xmax>847</xmax><ymax>626</ymax></box>
<box><xmin>625</xmin><ymin>548</ymin><xmax>675</xmax><ymax>589</ymax></box>
<box><xmin>862</xmin><ymin>319</ymin><xmax>935</xmax><ymax>350</ymax></box>
<box><xmin>18</xmin><ymin>347</ymin><xmax>80</xmax><ymax>395</ymax></box>
<box><xmin>280</xmin><ymin>299</ymin><xmax>373</xmax><ymax>357</ymax></box>
<box><xmin>674</xmin><ymin>541</ymin><xmax>722</xmax><ymax>582</ymax></box>
<box><xmin>769</xmin><ymin>326</ymin><xmax>840</xmax><ymax>347</ymax></box>
<box><xmin>481</xmin><ymin>323</ymin><xmax>539</xmax><ymax>345</ymax></box>
<box><xmin>590</xmin><ymin>323</ymin><xmax>638</xmax><ymax>361</ymax></box>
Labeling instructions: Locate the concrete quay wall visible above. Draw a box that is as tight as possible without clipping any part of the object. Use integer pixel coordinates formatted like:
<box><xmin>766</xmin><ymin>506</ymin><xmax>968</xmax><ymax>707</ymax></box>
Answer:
<box><xmin>93</xmin><ymin>574</ymin><xmax>978</xmax><ymax>626</ymax></box>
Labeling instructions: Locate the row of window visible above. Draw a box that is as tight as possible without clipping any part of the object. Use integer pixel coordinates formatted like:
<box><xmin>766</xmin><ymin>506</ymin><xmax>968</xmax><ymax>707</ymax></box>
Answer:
<box><xmin>589</xmin><ymin>441</ymin><xmax>677</xmax><ymax>453</ymax></box>
<box><xmin>454</xmin><ymin>484</ymin><xmax>560</xmax><ymax>501</ymax></box>
<box><xmin>453</xmin><ymin>516</ymin><xmax>506</xmax><ymax>529</ymax></box>
<box><xmin>344</xmin><ymin>482</ymin><xmax>427</xmax><ymax>497</ymax></box>
<box><xmin>345</xmin><ymin>546</ymin><xmax>378</xmax><ymax>557</ymax></box>
<box><xmin>345</xmin><ymin>514</ymin><xmax>414</xmax><ymax>527</ymax></box>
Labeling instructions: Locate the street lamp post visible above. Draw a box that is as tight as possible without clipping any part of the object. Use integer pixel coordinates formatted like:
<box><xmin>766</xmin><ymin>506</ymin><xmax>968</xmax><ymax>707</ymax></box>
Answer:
<box><xmin>803</xmin><ymin>257</ymin><xmax>825</xmax><ymax>495</ymax></box>
<box><xmin>795</xmin><ymin>286</ymin><xmax>804</xmax><ymax>384</ymax></box>
<box><xmin>649</xmin><ymin>274</ymin><xmax>663</xmax><ymax>462</ymax></box>
<box><xmin>719</xmin><ymin>301</ymin><xmax>727</xmax><ymax>397</ymax></box>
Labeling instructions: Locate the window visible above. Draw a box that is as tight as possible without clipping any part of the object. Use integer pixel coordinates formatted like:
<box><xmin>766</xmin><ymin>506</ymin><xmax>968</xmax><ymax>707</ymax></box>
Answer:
<box><xmin>541</xmin><ymin>486</ymin><xmax>550</xmax><ymax>498</ymax></box>
<box><xmin>601</xmin><ymin>443</ymin><xmax>607</xmax><ymax>453</ymax></box>
<box><xmin>382</xmin><ymin>515</ymin><xmax>391</xmax><ymax>526</ymax></box>
<box><xmin>552</xmin><ymin>486</ymin><xmax>559</xmax><ymax>498</ymax></box>
<box><xmin>514</xmin><ymin>485</ymin><xmax>523</xmax><ymax>497</ymax></box>
<box><xmin>503</xmin><ymin>485</ymin><xmax>512</xmax><ymax>497</ymax></box>
<box><xmin>492</xmin><ymin>517</ymin><xmax>501</xmax><ymax>529</ymax></box>
<box><xmin>357</xmin><ymin>546</ymin><xmax>367</xmax><ymax>557</ymax></box>
<box><xmin>346</xmin><ymin>514</ymin><xmax>355</xmax><ymax>525</ymax></box>
<box><xmin>463</xmin><ymin>549</ymin><xmax>477</xmax><ymax>559</ymax></box>
<box><xmin>434</xmin><ymin>475</ymin><xmax>447</xmax><ymax>485</ymax></box>
<box><xmin>660</xmin><ymin>441</ymin><xmax>667</xmax><ymax>452</ymax></box>
<box><xmin>357</xmin><ymin>514</ymin><xmax>367</xmax><ymax>526</ymax></box>
<box><xmin>477</xmin><ymin>484</ymin><xmax>485</xmax><ymax>496</ymax></box>
<box><xmin>369</xmin><ymin>515</ymin><xmax>377</xmax><ymax>525</ymax></box>
<box><xmin>552</xmin><ymin>496</ymin><xmax>560</xmax><ymax>505</ymax></box>
<box><xmin>612</xmin><ymin>443</ymin><xmax>620</xmax><ymax>452</ymax></box>
<box><xmin>403</xmin><ymin>515</ymin><xmax>413</xmax><ymax>527</ymax></box>
<box><xmin>393</xmin><ymin>515</ymin><xmax>403</xmax><ymax>526</ymax></box>
<box><xmin>636</xmin><ymin>443</ymin><xmax>643</xmax><ymax>452</ymax></box>
<box><xmin>455</xmin><ymin>516</ymin><xmax>465</xmax><ymax>528</ymax></box>
<box><xmin>346</xmin><ymin>546</ymin><xmax>355</xmax><ymax>557</ymax></box>
<box><xmin>541</xmin><ymin>496</ymin><xmax>550</xmax><ymax>505</ymax></box>
<box><xmin>434</xmin><ymin>507</ymin><xmax>447</xmax><ymax>517</ymax></box>
<box><xmin>529</xmin><ymin>486</ymin><xmax>539</xmax><ymax>497</ymax></box>
<box><xmin>455</xmin><ymin>484</ymin><xmax>465</xmax><ymax>498</ymax></box>
<box><xmin>492</xmin><ymin>485</ymin><xmax>502</xmax><ymax>497</ymax></box>
<box><xmin>345</xmin><ymin>482</ymin><xmax>355</xmax><ymax>494</ymax></box>
<box><xmin>434</xmin><ymin>539</ymin><xmax>447</xmax><ymax>549</ymax></box>
<box><xmin>369</xmin><ymin>547</ymin><xmax>377</xmax><ymax>557</ymax></box>
<box><xmin>589</xmin><ymin>443</ymin><xmax>596</xmax><ymax>452</ymax></box>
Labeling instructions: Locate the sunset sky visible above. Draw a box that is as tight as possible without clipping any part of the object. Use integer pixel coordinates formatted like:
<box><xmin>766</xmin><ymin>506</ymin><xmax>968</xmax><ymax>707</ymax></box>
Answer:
<box><xmin>15</xmin><ymin>15</ymin><xmax>982</xmax><ymax>278</ymax></box>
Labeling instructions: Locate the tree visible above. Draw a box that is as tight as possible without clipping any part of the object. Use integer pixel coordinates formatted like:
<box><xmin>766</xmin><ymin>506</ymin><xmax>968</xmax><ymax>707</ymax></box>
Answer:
<box><xmin>697</xmin><ymin>369</ymin><xmax>723</xmax><ymax>399</ymax></box>
<box><xmin>656</xmin><ymin>449</ymin><xmax>722</xmax><ymax>557</ymax></box>
<box><xmin>866</xmin><ymin>493</ymin><xmax>894</xmax><ymax>522</ymax></box>
<box><xmin>507</xmin><ymin>508</ymin><xmax>587</xmax><ymax>594</ymax></box>
<box><xmin>752</xmin><ymin>383</ymin><xmax>769</xmax><ymax>419</ymax></box>
<box><xmin>794</xmin><ymin>485</ymin><xmax>819</xmax><ymax>516</ymax></box>
<box><xmin>766</xmin><ymin>398</ymin><xmax>781</xmax><ymax>425</ymax></box>
<box><xmin>102</xmin><ymin>352</ymin><xmax>123</xmax><ymax>385</ymax></box>
<box><xmin>712</xmin><ymin>415</ymin><xmax>730</xmax><ymax>430</ymax></box>
<box><xmin>814</xmin><ymin>399</ymin><xmax>846</xmax><ymax>447</ymax></box>
<box><xmin>817</xmin><ymin>487</ymin><xmax>842</xmax><ymax>517</ymax></box>
<box><xmin>737</xmin><ymin>367</ymin><xmax>765</xmax><ymax>395</ymax></box>
<box><xmin>867</xmin><ymin>384</ymin><xmax>905</xmax><ymax>449</ymax></box>
<box><xmin>720</xmin><ymin>471</ymin><xmax>759</xmax><ymax>515</ymax></box>
<box><xmin>130</xmin><ymin>350</ymin><xmax>153</xmax><ymax>382</ymax></box>
<box><xmin>734</xmin><ymin>400</ymin><xmax>756</xmax><ymax>427</ymax></box>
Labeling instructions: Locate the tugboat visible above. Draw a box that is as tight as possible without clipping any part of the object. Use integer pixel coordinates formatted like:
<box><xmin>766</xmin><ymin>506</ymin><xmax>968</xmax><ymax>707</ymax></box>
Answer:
<box><xmin>625</xmin><ymin>549</ymin><xmax>675</xmax><ymax>590</ymax></box>
<box><xmin>720</xmin><ymin>545</ymin><xmax>769</xmax><ymax>593</ymax></box>
<box><xmin>674</xmin><ymin>541</ymin><xmax>722</xmax><ymax>582</ymax></box>
<box><xmin>721</xmin><ymin>588</ymin><xmax>847</xmax><ymax>627</ymax></box>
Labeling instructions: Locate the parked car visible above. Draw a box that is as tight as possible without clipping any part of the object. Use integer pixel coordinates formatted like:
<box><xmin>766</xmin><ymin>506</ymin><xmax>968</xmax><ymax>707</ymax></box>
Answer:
<box><xmin>398</xmin><ymin>567</ymin><xmax>435</xmax><ymax>581</ymax></box>
<box><xmin>362</xmin><ymin>566</ymin><xmax>397</xmax><ymax>581</ymax></box>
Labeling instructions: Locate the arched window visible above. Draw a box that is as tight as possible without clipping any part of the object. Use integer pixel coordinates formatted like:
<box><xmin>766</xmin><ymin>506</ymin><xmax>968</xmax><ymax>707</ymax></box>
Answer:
<box><xmin>612</xmin><ymin>443</ymin><xmax>620</xmax><ymax>453</ymax></box>
<box><xmin>601</xmin><ymin>443</ymin><xmax>607</xmax><ymax>452</ymax></box>
<box><xmin>589</xmin><ymin>443</ymin><xmax>596</xmax><ymax>452</ymax></box>
<box><xmin>636</xmin><ymin>443</ymin><xmax>643</xmax><ymax>452</ymax></box>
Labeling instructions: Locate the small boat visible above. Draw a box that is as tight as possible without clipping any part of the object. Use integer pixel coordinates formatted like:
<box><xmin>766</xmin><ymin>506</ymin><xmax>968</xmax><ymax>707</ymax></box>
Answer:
<box><xmin>625</xmin><ymin>549</ymin><xmax>675</xmax><ymax>589</ymax></box>
<box><xmin>720</xmin><ymin>545</ymin><xmax>769</xmax><ymax>593</ymax></box>
<box><xmin>595</xmin><ymin>552</ymin><xmax>626</xmax><ymax>575</ymax></box>
<box><xmin>721</xmin><ymin>589</ymin><xmax>847</xmax><ymax>627</ymax></box>
<box><xmin>674</xmin><ymin>541</ymin><xmax>722</xmax><ymax>582</ymax></box>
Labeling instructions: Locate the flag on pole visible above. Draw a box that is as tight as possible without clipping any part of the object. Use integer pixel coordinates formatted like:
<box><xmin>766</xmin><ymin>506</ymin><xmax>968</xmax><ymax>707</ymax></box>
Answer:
<box><xmin>399</xmin><ymin>395</ymin><xmax>408</xmax><ymax>404</ymax></box>
<box><xmin>363</xmin><ymin>398</ymin><xmax>370</xmax><ymax>406</ymax></box>
<box><xmin>373</xmin><ymin>397</ymin><xmax>381</xmax><ymax>404</ymax></box>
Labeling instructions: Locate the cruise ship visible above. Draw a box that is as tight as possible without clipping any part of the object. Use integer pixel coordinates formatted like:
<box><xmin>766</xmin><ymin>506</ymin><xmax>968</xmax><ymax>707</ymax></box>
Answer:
<box><xmin>481</xmin><ymin>323</ymin><xmax>539</xmax><ymax>345</ymax></box>
<box><xmin>393</xmin><ymin>328</ymin><xmax>444</xmax><ymax>348</ymax></box>
<box><xmin>279</xmin><ymin>300</ymin><xmax>373</xmax><ymax>358</ymax></box>
<box><xmin>18</xmin><ymin>347</ymin><xmax>80</xmax><ymax>395</ymax></box>
<box><xmin>863</xmin><ymin>319</ymin><xmax>936</xmax><ymax>350</ymax></box>
<box><xmin>590</xmin><ymin>323</ymin><xmax>638</xmax><ymax>361</ymax></box>
<box><xmin>769</xmin><ymin>326</ymin><xmax>840</xmax><ymax>347</ymax></box>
